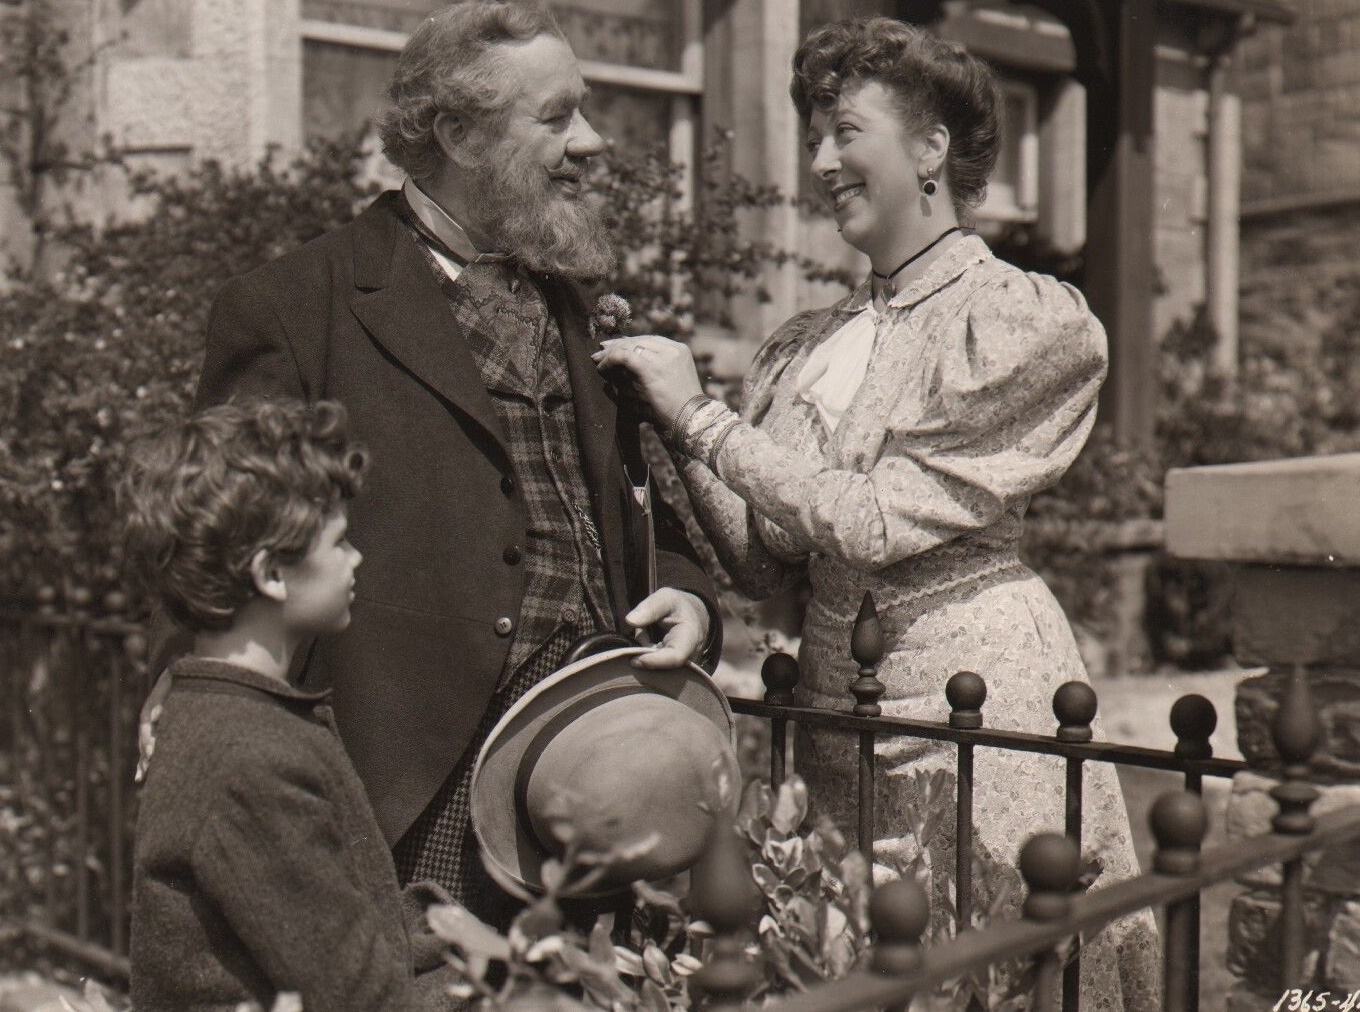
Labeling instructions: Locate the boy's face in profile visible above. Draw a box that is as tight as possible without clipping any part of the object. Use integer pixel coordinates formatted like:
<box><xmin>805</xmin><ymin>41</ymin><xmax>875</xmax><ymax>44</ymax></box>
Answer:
<box><xmin>278</xmin><ymin>508</ymin><xmax>362</xmax><ymax>637</ymax></box>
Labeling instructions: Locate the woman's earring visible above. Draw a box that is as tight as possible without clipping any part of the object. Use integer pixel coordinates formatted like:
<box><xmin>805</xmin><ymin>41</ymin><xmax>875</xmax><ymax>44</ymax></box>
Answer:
<box><xmin>921</xmin><ymin>169</ymin><xmax>938</xmax><ymax>197</ymax></box>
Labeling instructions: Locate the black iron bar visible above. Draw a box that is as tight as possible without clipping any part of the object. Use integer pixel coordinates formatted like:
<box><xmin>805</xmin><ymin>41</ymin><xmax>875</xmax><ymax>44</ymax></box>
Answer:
<box><xmin>37</xmin><ymin>634</ymin><xmax>57</xmax><ymax>923</ymax></box>
<box><xmin>957</xmin><ymin>742</ymin><xmax>974</xmax><ymax>931</ymax></box>
<box><xmin>761</xmin><ymin>654</ymin><xmax>798</xmax><ymax>790</ymax></box>
<box><xmin>849</xmin><ymin>593</ymin><xmax>885</xmax><ymax>860</ymax></box>
<box><xmin>14</xmin><ymin>918</ymin><xmax>131</xmax><ymax>981</ymax></box>
<box><xmin>1063</xmin><ymin>758</ymin><xmax>1083</xmax><ymax>1012</ymax></box>
<box><xmin>723</xmin><ymin>803</ymin><xmax>1360</xmax><ymax>1012</ymax></box>
<box><xmin>947</xmin><ymin>671</ymin><xmax>985</xmax><ymax>937</ymax></box>
<box><xmin>75</xmin><ymin>668</ymin><xmax>90</xmax><ymax>942</ymax></box>
<box><xmin>727</xmin><ymin>699</ymin><xmax>1246</xmax><ymax>778</ymax></box>
<box><xmin>109</xmin><ymin>651</ymin><xmax>127</xmax><ymax>956</ymax></box>
<box><xmin>0</xmin><ymin>607</ymin><xmax>144</xmax><ymax>635</ymax></box>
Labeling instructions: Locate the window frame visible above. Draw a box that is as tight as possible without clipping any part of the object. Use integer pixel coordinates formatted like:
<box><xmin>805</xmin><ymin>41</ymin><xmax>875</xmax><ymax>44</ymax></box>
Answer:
<box><xmin>299</xmin><ymin>0</ymin><xmax>703</xmax><ymax>202</ymax></box>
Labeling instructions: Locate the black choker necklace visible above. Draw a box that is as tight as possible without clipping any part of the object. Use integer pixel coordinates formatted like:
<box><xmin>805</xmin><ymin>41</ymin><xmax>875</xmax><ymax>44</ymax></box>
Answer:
<box><xmin>872</xmin><ymin>226</ymin><xmax>964</xmax><ymax>299</ymax></box>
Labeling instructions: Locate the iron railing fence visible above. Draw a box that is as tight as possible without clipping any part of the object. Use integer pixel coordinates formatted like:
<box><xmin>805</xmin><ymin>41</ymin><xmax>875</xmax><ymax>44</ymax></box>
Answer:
<box><xmin>0</xmin><ymin>606</ymin><xmax>148</xmax><ymax>982</ymax></box>
<box><xmin>1</xmin><ymin>592</ymin><xmax>1348</xmax><ymax>1012</ymax></box>
<box><xmin>692</xmin><ymin>590</ymin><xmax>1335</xmax><ymax>1012</ymax></box>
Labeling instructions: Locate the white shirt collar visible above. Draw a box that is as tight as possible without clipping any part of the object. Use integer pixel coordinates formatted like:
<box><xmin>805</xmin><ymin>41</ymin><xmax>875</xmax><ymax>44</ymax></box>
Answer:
<box><xmin>401</xmin><ymin>177</ymin><xmax>483</xmax><ymax>263</ymax></box>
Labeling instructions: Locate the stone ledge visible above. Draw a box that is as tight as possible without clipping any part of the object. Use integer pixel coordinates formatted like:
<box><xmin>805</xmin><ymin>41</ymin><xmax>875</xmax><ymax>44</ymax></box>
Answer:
<box><xmin>1165</xmin><ymin>453</ymin><xmax>1360</xmax><ymax>565</ymax></box>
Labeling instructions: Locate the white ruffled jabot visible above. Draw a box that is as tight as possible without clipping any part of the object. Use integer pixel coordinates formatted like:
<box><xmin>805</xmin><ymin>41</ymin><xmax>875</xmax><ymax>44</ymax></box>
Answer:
<box><xmin>795</xmin><ymin>304</ymin><xmax>878</xmax><ymax>435</ymax></box>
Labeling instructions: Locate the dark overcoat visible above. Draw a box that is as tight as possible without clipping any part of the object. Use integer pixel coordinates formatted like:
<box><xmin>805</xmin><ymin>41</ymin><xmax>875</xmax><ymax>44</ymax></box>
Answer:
<box><xmin>194</xmin><ymin>191</ymin><xmax>718</xmax><ymax>845</ymax></box>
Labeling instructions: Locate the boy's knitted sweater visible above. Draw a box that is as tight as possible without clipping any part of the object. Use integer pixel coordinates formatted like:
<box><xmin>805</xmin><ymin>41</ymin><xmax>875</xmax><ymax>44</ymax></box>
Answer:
<box><xmin>130</xmin><ymin>656</ymin><xmax>457</xmax><ymax>1012</ymax></box>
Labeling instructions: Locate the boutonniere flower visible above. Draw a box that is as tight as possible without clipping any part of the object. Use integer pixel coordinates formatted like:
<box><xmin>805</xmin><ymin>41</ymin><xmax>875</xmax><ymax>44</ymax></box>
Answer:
<box><xmin>589</xmin><ymin>293</ymin><xmax>632</xmax><ymax>342</ymax></box>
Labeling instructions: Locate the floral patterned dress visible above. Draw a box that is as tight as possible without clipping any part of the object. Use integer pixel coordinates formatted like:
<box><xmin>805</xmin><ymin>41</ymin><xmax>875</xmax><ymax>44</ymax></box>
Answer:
<box><xmin>671</xmin><ymin>236</ymin><xmax>1159</xmax><ymax>1011</ymax></box>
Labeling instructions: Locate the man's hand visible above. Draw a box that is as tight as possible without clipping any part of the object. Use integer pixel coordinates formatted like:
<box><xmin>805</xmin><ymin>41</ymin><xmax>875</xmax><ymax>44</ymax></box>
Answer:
<box><xmin>626</xmin><ymin>588</ymin><xmax>710</xmax><ymax>670</ymax></box>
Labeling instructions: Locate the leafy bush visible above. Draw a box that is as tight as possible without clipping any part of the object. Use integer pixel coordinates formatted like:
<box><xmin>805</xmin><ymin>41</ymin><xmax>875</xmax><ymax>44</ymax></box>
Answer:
<box><xmin>431</xmin><ymin>774</ymin><xmax>1062</xmax><ymax>1010</ymax></box>
<box><xmin>0</xmin><ymin>133</ymin><xmax>822</xmax><ymax>615</ymax></box>
<box><xmin>0</xmin><ymin>136</ymin><xmax>382</xmax><ymax>609</ymax></box>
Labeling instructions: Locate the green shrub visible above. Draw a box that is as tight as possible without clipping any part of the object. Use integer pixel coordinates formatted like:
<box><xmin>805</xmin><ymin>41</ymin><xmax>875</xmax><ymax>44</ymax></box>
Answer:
<box><xmin>0</xmin><ymin>132</ymin><xmax>821</xmax><ymax>614</ymax></box>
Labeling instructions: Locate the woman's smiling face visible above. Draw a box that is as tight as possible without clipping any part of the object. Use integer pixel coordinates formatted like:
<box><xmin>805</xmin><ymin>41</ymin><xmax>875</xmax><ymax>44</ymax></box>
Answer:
<box><xmin>806</xmin><ymin>78</ymin><xmax>925</xmax><ymax>266</ymax></box>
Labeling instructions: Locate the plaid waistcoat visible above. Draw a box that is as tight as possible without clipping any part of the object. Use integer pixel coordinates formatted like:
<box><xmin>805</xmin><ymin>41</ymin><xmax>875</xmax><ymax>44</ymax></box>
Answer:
<box><xmin>410</xmin><ymin>239</ymin><xmax>613</xmax><ymax>678</ymax></box>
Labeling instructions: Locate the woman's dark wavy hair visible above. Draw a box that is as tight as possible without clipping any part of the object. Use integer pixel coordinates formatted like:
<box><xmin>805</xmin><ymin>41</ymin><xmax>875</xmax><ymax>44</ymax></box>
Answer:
<box><xmin>378</xmin><ymin>1</ymin><xmax>563</xmax><ymax>180</ymax></box>
<box><xmin>790</xmin><ymin>17</ymin><xmax>1001</xmax><ymax>215</ymax></box>
<box><xmin>120</xmin><ymin>397</ymin><xmax>368</xmax><ymax>634</ymax></box>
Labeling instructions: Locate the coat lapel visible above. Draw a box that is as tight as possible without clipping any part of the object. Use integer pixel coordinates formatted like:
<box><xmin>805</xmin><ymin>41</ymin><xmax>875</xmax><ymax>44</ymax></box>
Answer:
<box><xmin>547</xmin><ymin>281</ymin><xmax>635</xmax><ymax>616</ymax></box>
<box><xmin>349</xmin><ymin>195</ymin><xmax>509</xmax><ymax>455</ymax></box>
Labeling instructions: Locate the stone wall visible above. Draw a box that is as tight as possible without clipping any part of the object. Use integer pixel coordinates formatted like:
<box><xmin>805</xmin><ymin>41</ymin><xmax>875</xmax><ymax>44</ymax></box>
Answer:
<box><xmin>1167</xmin><ymin>456</ymin><xmax>1360</xmax><ymax>1009</ymax></box>
<box><xmin>1235</xmin><ymin>0</ymin><xmax>1360</xmax><ymax>211</ymax></box>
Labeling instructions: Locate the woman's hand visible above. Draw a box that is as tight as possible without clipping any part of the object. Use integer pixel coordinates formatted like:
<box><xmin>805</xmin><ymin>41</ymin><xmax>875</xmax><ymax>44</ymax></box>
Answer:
<box><xmin>592</xmin><ymin>335</ymin><xmax>705</xmax><ymax>428</ymax></box>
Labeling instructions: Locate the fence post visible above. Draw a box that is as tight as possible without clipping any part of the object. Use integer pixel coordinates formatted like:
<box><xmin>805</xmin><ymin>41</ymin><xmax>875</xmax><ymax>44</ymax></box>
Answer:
<box><xmin>1169</xmin><ymin>691</ymin><xmax>1215</xmax><ymax>1000</ymax></box>
<box><xmin>850</xmin><ymin>592</ymin><xmax>884</xmax><ymax>862</ymax></box>
<box><xmin>947</xmin><ymin>671</ymin><xmax>986</xmax><ymax>933</ymax></box>
<box><xmin>1270</xmin><ymin>664</ymin><xmax>1321</xmax><ymax>991</ymax></box>
<box><xmin>762</xmin><ymin>652</ymin><xmax>798</xmax><ymax>790</ymax></box>
<box><xmin>1020</xmin><ymin>832</ymin><xmax>1081</xmax><ymax>1012</ymax></box>
<box><xmin>1151</xmin><ymin>790</ymin><xmax>1208</xmax><ymax>1012</ymax></box>
<box><xmin>869</xmin><ymin>878</ymin><xmax>929</xmax><ymax>1012</ymax></box>
<box><xmin>1053</xmin><ymin>681</ymin><xmax>1095</xmax><ymax>1012</ymax></box>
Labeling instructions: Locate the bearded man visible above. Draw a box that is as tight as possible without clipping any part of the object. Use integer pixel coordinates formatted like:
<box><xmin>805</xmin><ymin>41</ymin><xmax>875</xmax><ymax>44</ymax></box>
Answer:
<box><xmin>194</xmin><ymin>0</ymin><xmax>718</xmax><ymax>923</ymax></box>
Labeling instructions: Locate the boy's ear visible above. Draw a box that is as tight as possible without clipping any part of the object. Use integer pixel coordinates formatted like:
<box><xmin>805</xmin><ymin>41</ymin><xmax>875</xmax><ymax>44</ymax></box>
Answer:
<box><xmin>249</xmin><ymin>549</ymin><xmax>288</xmax><ymax>603</ymax></box>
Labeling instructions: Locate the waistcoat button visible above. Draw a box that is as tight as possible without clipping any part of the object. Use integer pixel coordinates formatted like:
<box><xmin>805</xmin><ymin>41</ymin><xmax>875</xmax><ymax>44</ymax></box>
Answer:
<box><xmin>500</xmin><ymin>475</ymin><xmax>515</xmax><ymax>496</ymax></box>
<box><xmin>494</xmin><ymin>616</ymin><xmax>514</xmax><ymax>637</ymax></box>
<box><xmin>503</xmin><ymin>545</ymin><xmax>522</xmax><ymax>565</ymax></box>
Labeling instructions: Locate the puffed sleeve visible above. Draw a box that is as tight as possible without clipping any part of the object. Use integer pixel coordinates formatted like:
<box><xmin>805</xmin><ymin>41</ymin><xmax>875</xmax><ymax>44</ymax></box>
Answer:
<box><xmin>678</xmin><ymin>271</ymin><xmax>1107</xmax><ymax>570</ymax></box>
<box><xmin>669</xmin><ymin>309</ymin><xmax>828</xmax><ymax>599</ymax></box>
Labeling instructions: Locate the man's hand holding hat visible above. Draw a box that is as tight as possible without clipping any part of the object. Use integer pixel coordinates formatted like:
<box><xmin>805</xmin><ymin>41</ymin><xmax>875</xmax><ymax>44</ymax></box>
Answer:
<box><xmin>626</xmin><ymin>587</ymin><xmax>709</xmax><ymax>669</ymax></box>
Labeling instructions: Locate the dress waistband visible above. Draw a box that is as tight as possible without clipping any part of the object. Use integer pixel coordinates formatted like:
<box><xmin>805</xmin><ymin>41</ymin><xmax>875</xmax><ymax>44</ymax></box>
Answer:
<box><xmin>809</xmin><ymin>540</ymin><xmax>1028</xmax><ymax>618</ymax></box>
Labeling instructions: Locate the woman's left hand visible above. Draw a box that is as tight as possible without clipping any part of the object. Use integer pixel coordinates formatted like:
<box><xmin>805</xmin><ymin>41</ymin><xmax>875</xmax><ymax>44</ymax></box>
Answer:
<box><xmin>592</xmin><ymin>335</ymin><xmax>704</xmax><ymax>427</ymax></box>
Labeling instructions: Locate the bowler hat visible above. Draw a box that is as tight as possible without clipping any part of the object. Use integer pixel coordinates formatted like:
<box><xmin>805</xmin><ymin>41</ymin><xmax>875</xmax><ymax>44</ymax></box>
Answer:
<box><xmin>471</xmin><ymin>644</ymin><xmax>739</xmax><ymax>899</ymax></box>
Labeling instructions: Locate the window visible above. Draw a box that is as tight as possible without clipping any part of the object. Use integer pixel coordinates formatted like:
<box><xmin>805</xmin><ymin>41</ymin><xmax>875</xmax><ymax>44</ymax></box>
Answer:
<box><xmin>299</xmin><ymin>0</ymin><xmax>702</xmax><ymax>195</ymax></box>
<box><xmin>977</xmin><ymin>78</ymin><xmax>1039</xmax><ymax>223</ymax></box>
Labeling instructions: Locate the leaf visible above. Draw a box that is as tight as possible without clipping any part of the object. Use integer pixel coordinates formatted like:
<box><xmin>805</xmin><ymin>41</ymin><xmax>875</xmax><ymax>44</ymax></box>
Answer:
<box><xmin>638</xmin><ymin>979</ymin><xmax>671</xmax><ymax>1012</ymax></box>
<box><xmin>526</xmin><ymin>935</ymin><xmax>567</xmax><ymax>962</ymax></box>
<box><xmin>633</xmin><ymin>878</ymin><xmax>686</xmax><ymax>919</ymax></box>
<box><xmin>589</xmin><ymin>918</ymin><xmax>615</xmax><ymax>963</ymax></box>
<box><xmin>671</xmin><ymin>952</ymin><xmax>703</xmax><ymax>977</ymax></box>
<box><xmin>751</xmin><ymin>862</ymin><xmax>780</xmax><ymax>898</ymax></box>
<box><xmin>642</xmin><ymin>942</ymin><xmax>674</xmax><ymax>986</ymax></box>
<box><xmin>770</xmin><ymin>778</ymin><xmax>807</xmax><ymax>835</ymax></box>
<box><xmin>427</xmin><ymin>903</ymin><xmax>512</xmax><ymax>960</ymax></box>
<box><xmin>613</xmin><ymin>945</ymin><xmax>646</xmax><ymax>976</ymax></box>
<box><xmin>79</xmin><ymin>983</ymin><xmax>115</xmax><ymax>1012</ymax></box>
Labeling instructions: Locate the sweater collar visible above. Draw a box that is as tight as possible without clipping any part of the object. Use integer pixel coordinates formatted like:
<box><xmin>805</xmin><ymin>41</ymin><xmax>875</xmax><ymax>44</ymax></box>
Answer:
<box><xmin>168</xmin><ymin>656</ymin><xmax>331</xmax><ymax>705</ymax></box>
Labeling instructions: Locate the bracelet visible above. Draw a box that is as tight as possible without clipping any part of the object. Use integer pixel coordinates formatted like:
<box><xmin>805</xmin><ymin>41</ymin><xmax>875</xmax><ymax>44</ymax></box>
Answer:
<box><xmin>706</xmin><ymin>417</ymin><xmax>743</xmax><ymax>474</ymax></box>
<box><xmin>664</xmin><ymin>394</ymin><xmax>711</xmax><ymax>446</ymax></box>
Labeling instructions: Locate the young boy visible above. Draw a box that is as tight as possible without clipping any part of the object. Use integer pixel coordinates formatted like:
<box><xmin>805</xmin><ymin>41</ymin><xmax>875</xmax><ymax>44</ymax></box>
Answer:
<box><xmin>123</xmin><ymin>397</ymin><xmax>456</xmax><ymax>1012</ymax></box>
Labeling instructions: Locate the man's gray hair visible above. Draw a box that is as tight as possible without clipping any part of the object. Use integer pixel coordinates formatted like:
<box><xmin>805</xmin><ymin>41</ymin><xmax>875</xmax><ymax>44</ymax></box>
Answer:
<box><xmin>377</xmin><ymin>1</ymin><xmax>564</xmax><ymax>181</ymax></box>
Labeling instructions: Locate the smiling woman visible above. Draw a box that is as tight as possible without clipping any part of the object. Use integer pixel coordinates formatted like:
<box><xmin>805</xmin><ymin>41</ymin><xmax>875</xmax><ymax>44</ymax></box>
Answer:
<box><xmin>596</xmin><ymin>15</ymin><xmax>1161</xmax><ymax>1012</ymax></box>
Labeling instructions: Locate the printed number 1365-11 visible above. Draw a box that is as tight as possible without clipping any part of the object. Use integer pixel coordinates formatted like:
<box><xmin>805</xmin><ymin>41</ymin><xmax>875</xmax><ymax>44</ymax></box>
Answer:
<box><xmin>1274</xmin><ymin>991</ymin><xmax>1360</xmax><ymax>1012</ymax></box>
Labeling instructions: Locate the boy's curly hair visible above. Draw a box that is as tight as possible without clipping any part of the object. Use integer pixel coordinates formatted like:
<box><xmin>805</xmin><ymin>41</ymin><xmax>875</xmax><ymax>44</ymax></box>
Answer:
<box><xmin>121</xmin><ymin>397</ymin><xmax>368</xmax><ymax>633</ymax></box>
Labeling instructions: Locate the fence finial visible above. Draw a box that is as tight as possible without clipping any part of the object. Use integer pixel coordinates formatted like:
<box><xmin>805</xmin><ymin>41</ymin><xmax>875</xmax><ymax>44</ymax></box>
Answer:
<box><xmin>1169</xmin><ymin>694</ymin><xmax>1217</xmax><ymax>761</ymax></box>
<box><xmin>1020</xmin><ymin>832</ymin><xmax>1080</xmax><ymax>921</ymax></box>
<box><xmin>946</xmin><ymin>671</ymin><xmax>986</xmax><ymax>729</ymax></box>
<box><xmin>1150</xmin><ymin>790</ymin><xmax>1208</xmax><ymax>874</ymax></box>
<box><xmin>1271</xmin><ymin>664</ymin><xmax>1321</xmax><ymax>835</ymax></box>
<box><xmin>850</xmin><ymin>591</ymin><xmax>885</xmax><ymax>718</ymax></box>
<box><xmin>689</xmin><ymin>820</ymin><xmax>762</xmax><ymax>1004</ymax></box>
<box><xmin>1052</xmin><ymin>682</ymin><xmax>1097</xmax><ymax>743</ymax></box>
<box><xmin>761</xmin><ymin>652</ymin><xmax>799</xmax><ymax>705</ymax></box>
<box><xmin>869</xmin><ymin>879</ymin><xmax>929</xmax><ymax>975</ymax></box>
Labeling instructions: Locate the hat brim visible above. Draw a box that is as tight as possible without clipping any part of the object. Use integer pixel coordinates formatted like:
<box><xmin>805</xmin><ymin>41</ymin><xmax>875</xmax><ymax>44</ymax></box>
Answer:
<box><xmin>470</xmin><ymin>646</ymin><xmax>735</xmax><ymax>899</ymax></box>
